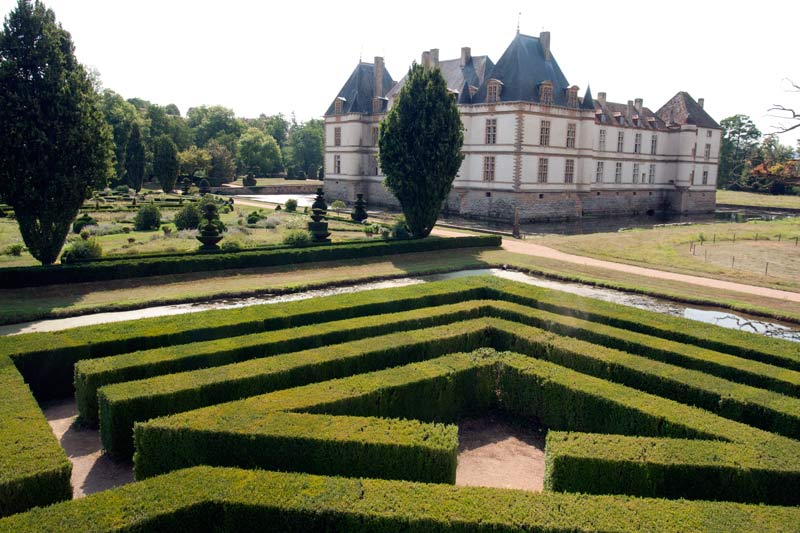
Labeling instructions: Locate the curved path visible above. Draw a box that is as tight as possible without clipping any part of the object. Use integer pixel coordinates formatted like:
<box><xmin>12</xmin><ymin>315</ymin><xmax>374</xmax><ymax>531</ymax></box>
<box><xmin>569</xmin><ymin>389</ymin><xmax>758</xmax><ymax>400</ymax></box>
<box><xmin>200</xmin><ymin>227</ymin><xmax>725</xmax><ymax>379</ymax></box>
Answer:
<box><xmin>432</xmin><ymin>228</ymin><xmax>800</xmax><ymax>303</ymax></box>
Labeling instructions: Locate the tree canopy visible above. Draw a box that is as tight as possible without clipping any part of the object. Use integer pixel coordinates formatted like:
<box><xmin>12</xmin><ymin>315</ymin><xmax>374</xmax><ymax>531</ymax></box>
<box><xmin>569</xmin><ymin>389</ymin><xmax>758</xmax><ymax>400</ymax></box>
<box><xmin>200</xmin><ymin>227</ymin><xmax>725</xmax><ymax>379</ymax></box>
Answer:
<box><xmin>0</xmin><ymin>0</ymin><xmax>113</xmax><ymax>264</ymax></box>
<box><xmin>285</xmin><ymin>119</ymin><xmax>324</xmax><ymax>178</ymax></box>
<box><xmin>237</xmin><ymin>127</ymin><xmax>282</xmax><ymax>176</ymax></box>
<box><xmin>379</xmin><ymin>62</ymin><xmax>463</xmax><ymax>237</ymax></box>
<box><xmin>207</xmin><ymin>140</ymin><xmax>237</xmax><ymax>185</ymax></box>
<box><xmin>178</xmin><ymin>146</ymin><xmax>212</xmax><ymax>178</ymax></box>
<box><xmin>124</xmin><ymin>122</ymin><xmax>145</xmax><ymax>191</ymax></box>
<box><xmin>719</xmin><ymin>114</ymin><xmax>761</xmax><ymax>188</ymax></box>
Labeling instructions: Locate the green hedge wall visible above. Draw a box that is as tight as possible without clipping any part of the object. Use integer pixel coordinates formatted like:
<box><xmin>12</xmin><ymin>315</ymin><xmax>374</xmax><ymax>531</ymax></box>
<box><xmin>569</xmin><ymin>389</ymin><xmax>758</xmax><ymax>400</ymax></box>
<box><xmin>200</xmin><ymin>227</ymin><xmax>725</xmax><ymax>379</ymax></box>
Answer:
<box><xmin>3</xmin><ymin>467</ymin><xmax>797</xmax><ymax>532</ymax></box>
<box><xmin>0</xmin><ymin>235</ymin><xmax>500</xmax><ymax>288</ymax></box>
<box><xmin>545</xmin><ymin>432</ymin><xmax>800</xmax><ymax>506</ymax></box>
<box><xmin>0</xmin><ymin>356</ymin><xmax>71</xmax><ymax>517</ymax></box>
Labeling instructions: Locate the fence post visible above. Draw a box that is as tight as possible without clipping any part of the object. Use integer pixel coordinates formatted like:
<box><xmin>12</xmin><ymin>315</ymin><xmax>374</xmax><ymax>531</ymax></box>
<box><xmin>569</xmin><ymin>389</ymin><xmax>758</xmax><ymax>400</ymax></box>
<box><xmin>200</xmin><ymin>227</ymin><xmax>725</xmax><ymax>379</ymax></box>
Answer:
<box><xmin>713</xmin><ymin>233</ymin><xmax>716</xmax><ymax>244</ymax></box>
<box><xmin>765</xmin><ymin>262</ymin><xmax>769</xmax><ymax>277</ymax></box>
<box><xmin>731</xmin><ymin>256</ymin><xmax>735</xmax><ymax>269</ymax></box>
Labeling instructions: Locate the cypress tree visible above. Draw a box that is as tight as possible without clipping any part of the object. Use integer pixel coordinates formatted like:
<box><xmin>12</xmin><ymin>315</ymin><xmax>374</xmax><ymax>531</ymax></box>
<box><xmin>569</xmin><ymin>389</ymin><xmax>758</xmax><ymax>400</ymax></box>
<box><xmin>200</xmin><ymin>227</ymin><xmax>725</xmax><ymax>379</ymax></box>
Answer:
<box><xmin>378</xmin><ymin>62</ymin><xmax>463</xmax><ymax>237</ymax></box>
<box><xmin>153</xmin><ymin>135</ymin><xmax>179</xmax><ymax>193</ymax></box>
<box><xmin>125</xmin><ymin>122</ymin><xmax>145</xmax><ymax>192</ymax></box>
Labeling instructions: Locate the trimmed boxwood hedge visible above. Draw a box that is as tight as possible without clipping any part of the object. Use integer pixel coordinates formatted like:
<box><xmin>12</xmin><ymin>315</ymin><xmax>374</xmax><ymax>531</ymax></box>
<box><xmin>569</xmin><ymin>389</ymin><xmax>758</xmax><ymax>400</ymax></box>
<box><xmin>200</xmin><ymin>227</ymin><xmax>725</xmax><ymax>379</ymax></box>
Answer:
<box><xmin>0</xmin><ymin>356</ymin><xmax>71</xmax><ymax>517</ymax></box>
<box><xmin>0</xmin><ymin>235</ymin><xmax>500</xmax><ymax>288</ymax></box>
<box><xmin>2</xmin><ymin>467</ymin><xmax>798</xmax><ymax>532</ymax></box>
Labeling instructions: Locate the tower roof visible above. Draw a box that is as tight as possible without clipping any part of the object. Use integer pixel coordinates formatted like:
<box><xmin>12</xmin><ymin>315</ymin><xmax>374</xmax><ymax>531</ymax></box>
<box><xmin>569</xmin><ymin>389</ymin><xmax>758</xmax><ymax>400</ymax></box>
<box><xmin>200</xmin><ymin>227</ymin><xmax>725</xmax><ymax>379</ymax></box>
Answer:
<box><xmin>325</xmin><ymin>62</ymin><xmax>395</xmax><ymax>116</ymax></box>
<box><xmin>385</xmin><ymin>55</ymin><xmax>494</xmax><ymax>102</ymax></box>
<box><xmin>656</xmin><ymin>91</ymin><xmax>720</xmax><ymax>129</ymax></box>
<box><xmin>581</xmin><ymin>85</ymin><xmax>595</xmax><ymax>110</ymax></box>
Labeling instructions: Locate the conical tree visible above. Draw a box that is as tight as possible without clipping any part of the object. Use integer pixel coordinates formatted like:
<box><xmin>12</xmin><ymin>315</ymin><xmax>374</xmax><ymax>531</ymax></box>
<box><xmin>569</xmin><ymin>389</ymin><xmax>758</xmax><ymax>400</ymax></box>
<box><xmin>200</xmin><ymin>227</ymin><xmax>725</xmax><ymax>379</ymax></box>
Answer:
<box><xmin>0</xmin><ymin>0</ymin><xmax>113</xmax><ymax>264</ymax></box>
<box><xmin>153</xmin><ymin>134</ymin><xmax>179</xmax><ymax>192</ymax></box>
<box><xmin>125</xmin><ymin>122</ymin><xmax>145</xmax><ymax>192</ymax></box>
<box><xmin>378</xmin><ymin>62</ymin><xmax>463</xmax><ymax>237</ymax></box>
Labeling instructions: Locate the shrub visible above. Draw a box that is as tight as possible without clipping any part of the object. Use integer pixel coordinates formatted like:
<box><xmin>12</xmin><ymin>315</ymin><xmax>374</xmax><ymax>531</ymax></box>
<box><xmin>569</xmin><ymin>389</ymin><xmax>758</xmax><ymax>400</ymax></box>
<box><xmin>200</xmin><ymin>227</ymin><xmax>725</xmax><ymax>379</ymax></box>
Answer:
<box><xmin>79</xmin><ymin>229</ymin><xmax>90</xmax><ymax>240</ymax></box>
<box><xmin>392</xmin><ymin>217</ymin><xmax>411</xmax><ymax>240</ymax></box>
<box><xmin>134</xmin><ymin>204</ymin><xmax>162</xmax><ymax>231</ymax></box>
<box><xmin>173</xmin><ymin>204</ymin><xmax>201</xmax><ymax>230</ymax></box>
<box><xmin>274</xmin><ymin>204</ymin><xmax>282</xmax><ymax>211</ymax></box>
<box><xmin>246</xmin><ymin>211</ymin><xmax>262</xmax><ymax>225</ymax></box>
<box><xmin>61</xmin><ymin>238</ymin><xmax>102</xmax><ymax>264</ymax></box>
<box><xmin>220</xmin><ymin>240</ymin><xmax>242</xmax><ymax>252</ymax></box>
<box><xmin>243</xmin><ymin>175</ymin><xmax>257</xmax><ymax>187</ymax></box>
<box><xmin>331</xmin><ymin>200</ymin><xmax>346</xmax><ymax>211</ymax></box>
<box><xmin>72</xmin><ymin>213</ymin><xmax>97</xmax><ymax>234</ymax></box>
<box><xmin>4</xmin><ymin>243</ymin><xmax>23</xmax><ymax>256</ymax></box>
<box><xmin>285</xmin><ymin>199</ymin><xmax>298</xmax><ymax>212</ymax></box>
<box><xmin>122</xmin><ymin>226</ymin><xmax>131</xmax><ymax>234</ymax></box>
<box><xmin>282</xmin><ymin>229</ymin><xmax>311</xmax><ymax>246</ymax></box>
<box><xmin>114</xmin><ymin>185</ymin><xmax>130</xmax><ymax>195</ymax></box>
<box><xmin>162</xmin><ymin>226</ymin><xmax>172</xmax><ymax>236</ymax></box>
<box><xmin>264</xmin><ymin>216</ymin><xmax>280</xmax><ymax>229</ymax></box>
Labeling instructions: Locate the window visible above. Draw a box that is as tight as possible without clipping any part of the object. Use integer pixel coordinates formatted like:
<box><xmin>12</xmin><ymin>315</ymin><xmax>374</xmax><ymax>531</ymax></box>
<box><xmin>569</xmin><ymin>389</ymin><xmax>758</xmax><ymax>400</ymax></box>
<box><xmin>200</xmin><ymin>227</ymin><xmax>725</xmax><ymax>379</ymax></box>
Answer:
<box><xmin>372</xmin><ymin>98</ymin><xmax>383</xmax><ymax>114</ymax></box>
<box><xmin>485</xmin><ymin>118</ymin><xmax>497</xmax><ymax>144</ymax></box>
<box><xmin>487</xmin><ymin>82</ymin><xmax>500</xmax><ymax>103</ymax></box>
<box><xmin>372</xmin><ymin>127</ymin><xmax>379</xmax><ymax>146</ymax></box>
<box><xmin>566</xmin><ymin>123</ymin><xmax>576</xmax><ymax>148</ymax></box>
<box><xmin>615</xmin><ymin>162</ymin><xmax>622</xmax><ymax>183</ymax></box>
<box><xmin>333</xmin><ymin>155</ymin><xmax>341</xmax><ymax>174</ymax></box>
<box><xmin>706</xmin><ymin>130</ymin><xmax>712</xmax><ymax>138</ymax></box>
<box><xmin>599</xmin><ymin>129</ymin><xmax>606</xmax><ymax>151</ymax></box>
<box><xmin>540</xmin><ymin>120</ymin><xmax>551</xmax><ymax>146</ymax></box>
<box><xmin>648</xmin><ymin>163</ymin><xmax>656</xmax><ymax>183</ymax></box>
<box><xmin>596</xmin><ymin>161</ymin><xmax>604</xmax><ymax>182</ymax></box>
<box><xmin>650</xmin><ymin>134</ymin><xmax>657</xmax><ymax>155</ymax></box>
<box><xmin>540</xmin><ymin>82</ymin><xmax>553</xmax><ymax>105</ymax></box>
<box><xmin>334</xmin><ymin>127</ymin><xmax>341</xmax><ymax>147</ymax></box>
<box><xmin>538</xmin><ymin>158</ymin><xmax>549</xmax><ymax>183</ymax></box>
<box><xmin>632</xmin><ymin>163</ymin><xmax>640</xmax><ymax>183</ymax></box>
<box><xmin>617</xmin><ymin>131</ymin><xmax>624</xmax><ymax>152</ymax></box>
<box><xmin>704</xmin><ymin>143</ymin><xmax>711</xmax><ymax>161</ymax></box>
<box><xmin>565</xmin><ymin>159</ymin><xmax>575</xmax><ymax>183</ymax></box>
<box><xmin>691</xmin><ymin>143</ymin><xmax>697</xmax><ymax>158</ymax></box>
<box><xmin>483</xmin><ymin>156</ymin><xmax>495</xmax><ymax>181</ymax></box>
<box><xmin>334</xmin><ymin>99</ymin><xmax>343</xmax><ymax>114</ymax></box>
<box><xmin>702</xmin><ymin>170</ymin><xmax>709</xmax><ymax>185</ymax></box>
<box><xmin>369</xmin><ymin>155</ymin><xmax>379</xmax><ymax>176</ymax></box>
<box><xmin>567</xmin><ymin>87</ymin><xmax>579</xmax><ymax>108</ymax></box>
<box><xmin>634</xmin><ymin>133</ymin><xmax>642</xmax><ymax>153</ymax></box>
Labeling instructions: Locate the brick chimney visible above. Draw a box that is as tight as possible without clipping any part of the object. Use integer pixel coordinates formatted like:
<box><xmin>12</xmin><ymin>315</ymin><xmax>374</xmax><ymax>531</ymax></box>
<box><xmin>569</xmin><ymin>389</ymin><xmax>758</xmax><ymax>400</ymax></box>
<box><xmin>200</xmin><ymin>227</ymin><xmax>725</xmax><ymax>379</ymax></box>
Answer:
<box><xmin>374</xmin><ymin>56</ymin><xmax>384</xmax><ymax>98</ymax></box>
<box><xmin>597</xmin><ymin>92</ymin><xmax>606</xmax><ymax>105</ymax></box>
<box><xmin>430</xmin><ymin>49</ymin><xmax>439</xmax><ymax>68</ymax></box>
<box><xmin>697</xmin><ymin>98</ymin><xmax>704</xmax><ymax>109</ymax></box>
<box><xmin>460</xmin><ymin>47</ymin><xmax>471</xmax><ymax>67</ymax></box>
<box><xmin>634</xmin><ymin>98</ymin><xmax>643</xmax><ymax>112</ymax></box>
<box><xmin>421</xmin><ymin>50</ymin><xmax>431</xmax><ymax>68</ymax></box>
<box><xmin>539</xmin><ymin>31</ymin><xmax>551</xmax><ymax>61</ymax></box>
<box><xmin>627</xmin><ymin>100</ymin><xmax>634</xmax><ymax>117</ymax></box>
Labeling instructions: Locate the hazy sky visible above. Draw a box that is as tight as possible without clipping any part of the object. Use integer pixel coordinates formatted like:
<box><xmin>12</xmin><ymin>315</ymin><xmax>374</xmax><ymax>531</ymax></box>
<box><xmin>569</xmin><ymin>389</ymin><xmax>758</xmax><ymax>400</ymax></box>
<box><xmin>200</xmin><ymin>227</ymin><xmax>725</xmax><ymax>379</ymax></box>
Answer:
<box><xmin>2</xmin><ymin>0</ymin><xmax>798</xmax><ymax>146</ymax></box>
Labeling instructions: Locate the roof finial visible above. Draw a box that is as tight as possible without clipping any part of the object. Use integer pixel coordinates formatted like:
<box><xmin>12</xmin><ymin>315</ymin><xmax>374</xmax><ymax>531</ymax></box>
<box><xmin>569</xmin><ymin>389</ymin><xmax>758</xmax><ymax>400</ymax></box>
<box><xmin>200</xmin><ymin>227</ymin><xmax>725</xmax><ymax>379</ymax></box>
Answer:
<box><xmin>359</xmin><ymin>43</ymin><xmax>363</xmax><ymax>63</ymax></box>
<box><xmin>517</xmin><ymin>12</ymin><xmax>521</xmax><ymax>34</ymax></box>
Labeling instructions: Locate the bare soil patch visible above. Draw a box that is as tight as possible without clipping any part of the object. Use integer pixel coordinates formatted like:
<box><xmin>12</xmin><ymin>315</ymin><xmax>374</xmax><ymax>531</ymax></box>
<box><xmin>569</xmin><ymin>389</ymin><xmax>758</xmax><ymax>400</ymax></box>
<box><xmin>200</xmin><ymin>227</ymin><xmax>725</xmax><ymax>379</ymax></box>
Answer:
<box><xmin>456</xmin><ymin>415</ymin><xmax>546</xmax><ymax>492</ymax></box>
<box><xmin>43</xmin><ymin>399</ymin><xmax>133</xmax><ymax>498</ymax></box>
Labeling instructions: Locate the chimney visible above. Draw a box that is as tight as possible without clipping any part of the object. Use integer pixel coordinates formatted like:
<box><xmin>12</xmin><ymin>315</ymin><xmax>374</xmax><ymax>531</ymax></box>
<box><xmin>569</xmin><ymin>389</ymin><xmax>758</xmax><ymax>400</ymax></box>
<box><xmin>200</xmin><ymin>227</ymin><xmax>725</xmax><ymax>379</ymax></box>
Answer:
<box><xmin>460</xmin><ymin>47</ymin><xmax>471</xmax><ymax>67</ymax></box>
<box><xmin>634</xmin><ymin>98</ymin><xmax>643</xmax><ymax>112</ymax></box>
<box><xmin>597</xmin><ymin>92</ymin><xmax>606</xmax><ymax>105</ymax></box>
<box><xmin>430</xmin><ymin>49</ymin><xmax>439</xmax><ymax>68</ymax></box>
<box><xmin>627</xmin><ymin>100</ymin><xmax>634</xmax><ymax>117</ymax></box>
<box><xmin>374</xmin><ymin>57</ymin><xmax>384</xmax><ymax>98</ymax></box>
<box><xmin>697</xmin><ymin>98</ymin><xmax>704</xmax><ymax>109</ymax></box>
<box><xmin>421</xmin><ymin>50</ymin><xmax>431</xmax><ymax>69</ymax></box>
<box><xmin>539</xmin><ymin>31</ymin><xmax>551</xmax><ymax>61</ymax></box>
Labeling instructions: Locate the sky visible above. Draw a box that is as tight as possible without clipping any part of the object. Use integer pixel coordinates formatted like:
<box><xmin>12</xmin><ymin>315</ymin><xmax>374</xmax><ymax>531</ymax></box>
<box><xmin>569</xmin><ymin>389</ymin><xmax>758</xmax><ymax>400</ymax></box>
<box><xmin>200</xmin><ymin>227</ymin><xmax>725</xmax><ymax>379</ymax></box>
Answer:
<box><xmin>1</xmin><ymin>0</ymin><xmax>799</xmax><ymax>147</ymax></box>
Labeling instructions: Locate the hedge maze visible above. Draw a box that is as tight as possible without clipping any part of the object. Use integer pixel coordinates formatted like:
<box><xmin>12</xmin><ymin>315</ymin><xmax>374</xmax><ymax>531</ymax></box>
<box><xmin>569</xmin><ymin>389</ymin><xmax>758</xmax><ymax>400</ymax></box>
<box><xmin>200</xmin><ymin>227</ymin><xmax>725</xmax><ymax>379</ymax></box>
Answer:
<box><xmin>1</xmin><ymin>276</ymin><xmax>800</xmax><ymax>531</ymax></box>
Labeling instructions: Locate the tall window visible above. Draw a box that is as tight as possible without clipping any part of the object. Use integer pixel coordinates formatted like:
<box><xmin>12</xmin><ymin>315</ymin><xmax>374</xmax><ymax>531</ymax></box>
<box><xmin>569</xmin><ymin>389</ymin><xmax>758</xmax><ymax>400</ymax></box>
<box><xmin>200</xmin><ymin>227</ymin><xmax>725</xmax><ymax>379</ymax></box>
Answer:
<box><xmin>615</xmin><ymin>162</ymin><xmax>622</xmax><ymax>183</ymax></box>
<box><xmin>706</xmin><ymin>130</ymin><xmax>712</xmax><ymax>138</ymax></box>
<box><xmin>617</xmin><ymin>131</ymin><xmax>624</xmax><ymax>152</ymax></box>
<box><xmin>333</xmin><ymin>155</ymin><xmax>341</xmax><ymax>174</ymax></box>
<box><xmin>485</xmin><ymin>118</ymin><xmax>497</xmax><ymax>144</ymax></box>
<box><xmin>634</xmin><ymin>133</ymin><xmax>642</xmax><ymax>153</ymax></box>
<box><xmin>372</xmin><ymin>98</ymin><xmax>383</xmax><ymax>114</ymax></box>
<box><xmin>566</xmin><ymin>123</ymin><xmax>576</xmax><ymax>148</ymax></box>
<box><xmin>599</xmin><ymin>129</ymin><xmax>606</xmax><ymax>151</ymax></box>
<box><xmin>334</xmin><ymin>127</ymin><xmax>341</xmax><ymax>147</ymax></box>
<box><xmin>538</xmin><ymin>158</ymin><xmax>549</xmax><ymax>183</ymax></box>
<box><xmin>540</xmin><ymin>83</ymin><xmax>553</xmax><ymax>105</ymax></box>
<box><xmin>704</xmin><ymin>143</ymin><xmax>711</xmax><ymax>161</ymax></box>
<box><xmin>483</xmin><ymin>156</ymin><xmax>495</xmax><ymax>181</ymax></box>
<box><xmin>539</xmin><ymin>120</ymin><xmax>551</xmax><ymax>146</ymax></box>
<box><xmin>632</xmin><ymin>163</ymin><xmax>640</xmax><ymax>183</ymax></box>
<box><xmin>369</xmin><ymin>155</ymin><xmax>379</xmax><ymax>176</ymax></box>
<box><xmin>702</xmin><ymin>170</ymin><xmax>709</xmax><ymax>185</ymax></box>
<box><xmin>334</xmin><ymin>99</ymin><xmax>343</xmax><ymax>114</ymax></box>
<box><xmin>487</xmin><ymin>82</ymin><xmax>500</xmax><ymax>103</ymax></box>
<box><xmin>648</xmin><ymin>164</ymin><xmax>656</xmax><ymax>183</ymax></box>
<box><xmin>596</xmin><ymin>161</ymin><xmax>604</xmax><ymax>183</ymax></box>
<box><xmin>650</xmin><ymin>134</ymin><xmax>657</xmax><ymax>155</ymax></box>
<box><xmin>565</xmin><ymin>159</ymin><xmax>575</xmax><ymax>184</ymax></box>
<box><xmin>372</xmin><ymin>127</ymin><xmax>379</xmax><ymax>146</ymax></box>
<box><xmin>691</xmin><ymin>143</ymin><xmax>697</xmax><ymax>158</ymax></box>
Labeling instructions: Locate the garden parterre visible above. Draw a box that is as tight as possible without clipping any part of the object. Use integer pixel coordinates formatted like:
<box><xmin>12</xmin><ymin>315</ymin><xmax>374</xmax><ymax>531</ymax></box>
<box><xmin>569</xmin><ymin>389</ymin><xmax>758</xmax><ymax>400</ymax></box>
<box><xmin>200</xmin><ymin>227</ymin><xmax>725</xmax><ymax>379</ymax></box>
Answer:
<box><xmin>1</xmin><ymin>275</ymin><xmax>799</xmax><ymax>531</ymax></box>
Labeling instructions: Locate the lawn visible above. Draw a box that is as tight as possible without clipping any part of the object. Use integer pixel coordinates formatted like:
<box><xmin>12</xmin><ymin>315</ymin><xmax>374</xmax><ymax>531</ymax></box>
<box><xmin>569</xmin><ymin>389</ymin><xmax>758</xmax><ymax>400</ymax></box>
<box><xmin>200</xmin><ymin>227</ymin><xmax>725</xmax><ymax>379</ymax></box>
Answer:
<box><xmin>716</xmin><ymin>190</ymin><xmax>800</xmax><ymax>210</ymax></box>
<box><xmin>536</xmin><ymin>217</ymin><xmax>800</xmax><ymax>293</ymax></box>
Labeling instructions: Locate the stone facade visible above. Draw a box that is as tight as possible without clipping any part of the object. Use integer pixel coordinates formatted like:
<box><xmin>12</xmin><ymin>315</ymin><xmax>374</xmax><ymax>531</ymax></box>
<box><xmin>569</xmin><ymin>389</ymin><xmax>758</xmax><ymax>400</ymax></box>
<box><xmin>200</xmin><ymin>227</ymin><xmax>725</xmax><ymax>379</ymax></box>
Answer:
<box><xmin>323</xmin><ymin>32</ymin><xmax>720</xmax><ymax>222</ymax></box>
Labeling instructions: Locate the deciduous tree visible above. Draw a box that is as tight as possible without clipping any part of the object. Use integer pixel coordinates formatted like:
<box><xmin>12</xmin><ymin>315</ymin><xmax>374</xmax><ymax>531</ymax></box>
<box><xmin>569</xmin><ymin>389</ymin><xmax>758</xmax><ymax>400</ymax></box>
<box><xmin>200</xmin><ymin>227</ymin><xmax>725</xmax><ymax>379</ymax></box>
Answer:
<box><xmin>237</xmin><ymin>127</ymin><xmax>282</xmax><ymax>176</ymax></box>
<box><xmin>178</xmin><ymin>146</ymin><xmax>212</xmax><ymax>179</ymax></box>
<box><xmin>207</xmin><ymin>140</ymin><xmax>236</xmax><ymax>185</ymax></box>
<box><xmin>719</xmin><ymin>114</ymin><xmax>761</xmax><ymax>188</ymax></box>
<box><xmin>378</xmin><ymin>62</ymin><xmax>463</xmax><ymax>237</ymax></box>
<box><xmin>285</xmin><ymin>119</ymin><xmax>324</xmax><ymax>178</ymax></box>
<box><xmin>0</xmin><ymin>0</ymin><xmax>113</xmax><ymax>264</ymax></box>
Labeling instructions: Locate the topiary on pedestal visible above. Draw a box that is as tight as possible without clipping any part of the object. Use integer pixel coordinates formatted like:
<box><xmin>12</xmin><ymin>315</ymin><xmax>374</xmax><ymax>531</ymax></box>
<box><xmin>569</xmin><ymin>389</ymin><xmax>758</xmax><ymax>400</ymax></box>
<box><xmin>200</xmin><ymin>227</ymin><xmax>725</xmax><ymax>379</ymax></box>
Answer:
<box><xmin>72</xmin><ymin>213</ymin><xmax>96</xmax><ymax>234</ymax></box>
<box><xmin>181</xmin><ymin>177</ymin><xmax>192</xmax><ymax>195</ymax></box>
<box><xmin>308</xmin><ymin>188</ymin><xmax>331</xmax><ymax>243</ymax></box>
<box><xmin>196</xmin><ymin>202</ymin><xmax>224</xmax><ymax>251</ymax></box>
<box><xmin>351</xmin><ymin>193</ymin><xmax>368</xmax><ymax>222</ymax></box>
<box><xmin>199</xmin><ymin>178</ymin><xmax>211</xmax><ymax>195</ymax></box>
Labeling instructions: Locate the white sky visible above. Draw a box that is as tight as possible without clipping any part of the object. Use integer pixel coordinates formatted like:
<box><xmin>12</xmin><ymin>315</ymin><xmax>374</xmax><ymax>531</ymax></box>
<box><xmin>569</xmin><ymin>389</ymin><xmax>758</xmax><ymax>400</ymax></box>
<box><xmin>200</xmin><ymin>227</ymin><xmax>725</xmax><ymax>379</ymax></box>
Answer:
<box><xmin>2</xmin><ymin>0</ymin><xmax>799</xmax><ymax>146</ymax></box>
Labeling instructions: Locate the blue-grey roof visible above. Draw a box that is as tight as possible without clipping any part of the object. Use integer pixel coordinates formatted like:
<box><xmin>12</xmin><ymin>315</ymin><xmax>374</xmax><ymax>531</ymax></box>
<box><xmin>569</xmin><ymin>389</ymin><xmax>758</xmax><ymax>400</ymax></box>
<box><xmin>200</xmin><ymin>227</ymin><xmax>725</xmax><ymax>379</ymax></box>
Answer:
<box><xmin>386</xmin><ymin>55</ymin><xmax>494</xmax><ymax>103</ymax></box>
<box><xmin>325</xmin><ymin>62</ymin><xmax>395</xmax><ymax>116</ymax></box>
<box><xmin>472</xmin><ymin>33</ymin><xmax>570</xmax><ymax>104</ymax></box>
<box><xmin>581</xmin><ymin>85</ymin><xmax>595</xmax><ymax>110</ymax></box>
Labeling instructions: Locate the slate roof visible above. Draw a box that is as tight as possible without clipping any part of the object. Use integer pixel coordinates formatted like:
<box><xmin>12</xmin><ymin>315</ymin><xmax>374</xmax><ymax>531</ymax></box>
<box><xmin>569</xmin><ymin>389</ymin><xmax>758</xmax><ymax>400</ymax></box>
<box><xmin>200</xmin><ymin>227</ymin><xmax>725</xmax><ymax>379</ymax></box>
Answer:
<box><xmin>581</xmin><ymin>85</ymin><xmax>595</xmax><ymax>110</ymax></box>
<box><xmin>385</xmin><ymin>55</ymin><xmax>494</xmax><ymax>103</ymax></box>
<box><xmin>471</xmin><ymin>33</ymin><xmax>570</xmax><ymax>105</ymax></box>
<box><xmin>325</xmin><ymin>62</ymin><xmax>395</xmax><ymax>116</ymax></box>
<box><xmin>656</xmin><ymin>92</ymin><xmax>720</xmax><ymax>129</ymax></box>
<box><xmin>590</xmin><ymin>99</ymin><xmax>668</xmax><ymax>130</ymax></box>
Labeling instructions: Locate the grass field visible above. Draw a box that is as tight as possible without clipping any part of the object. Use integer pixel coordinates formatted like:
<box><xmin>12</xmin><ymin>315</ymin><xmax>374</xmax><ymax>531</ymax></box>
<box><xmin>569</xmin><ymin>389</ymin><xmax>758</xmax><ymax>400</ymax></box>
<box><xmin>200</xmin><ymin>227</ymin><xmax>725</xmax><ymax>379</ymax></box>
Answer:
<box><xmin>537</xmin><ymin>217</ymin><xmax>800</xmax><ymax>293</ymax></box>
<box><xmin>716</xmin><ymin>190</ymin><xmax>800</xmax><ymax>210</ymax></box>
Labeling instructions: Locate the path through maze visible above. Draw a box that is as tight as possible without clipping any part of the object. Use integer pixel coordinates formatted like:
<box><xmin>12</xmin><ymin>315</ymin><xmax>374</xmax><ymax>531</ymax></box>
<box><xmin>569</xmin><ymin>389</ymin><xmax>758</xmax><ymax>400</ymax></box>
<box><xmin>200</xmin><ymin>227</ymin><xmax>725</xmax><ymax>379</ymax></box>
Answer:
<box><xmin>1</xmin><ymin>276</ymin><xmax>800</xmax><ymax>531</ymax></box>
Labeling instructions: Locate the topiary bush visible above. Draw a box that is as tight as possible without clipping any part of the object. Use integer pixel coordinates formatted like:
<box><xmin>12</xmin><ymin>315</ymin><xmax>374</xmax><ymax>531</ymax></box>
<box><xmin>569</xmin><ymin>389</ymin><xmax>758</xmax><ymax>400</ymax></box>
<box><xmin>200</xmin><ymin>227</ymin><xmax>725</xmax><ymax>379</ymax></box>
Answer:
<box><xmin>174</xmin><ymin>204</ymin><xmax>201</xmax><ymax>230</ymax></box>
<box><xmin>72</xmin><ymin>213</ymin><xmax>96</xmax><ymax>234</ymax></box>
<box><xmin>282</xmin><ymin>229</ymin><xmax>312</xmax><ymax>246</ymax></box>
<box><xmin>285</xmin><ymin>199</ymin><xmax>298</xmax><ymax>213</ymax></box>
<box><xmin>220</xmin><ymin>240</ymin><xmax>242</xmax><ymax>252</ymax></box>
<box><xmin>4</xmin><ymin>243</ymin><xmax>23</xmax><ymax>256</ymax></box>
<box><xmin>134</xmin><ymin>204</ymin><xmax>162</xmax><ymax>231</ymax></box>
<box><xmin>61</xmin><ymin>238</ymin><xmax>102</xmax><ymax>264</ymax></box>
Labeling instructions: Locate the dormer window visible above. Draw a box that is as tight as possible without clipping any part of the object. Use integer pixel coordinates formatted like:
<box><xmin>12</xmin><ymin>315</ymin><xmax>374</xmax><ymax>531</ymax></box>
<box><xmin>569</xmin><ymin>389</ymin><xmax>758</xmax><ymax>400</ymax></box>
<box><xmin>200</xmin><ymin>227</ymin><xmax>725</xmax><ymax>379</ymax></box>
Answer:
<box><xmin>372</xmin><ymin>97</ymin><xmax>387</xmax><ymax>114</ymax></box>
<box><xmin>539</xmin><ymin>81</ymin><xmax>553</xmax><ymax>105</ymax></box>
<box><xmin>567</xmin><ymin>86</ymin><xmax>579</xmax><ymax>108</ymax></box>
<box><xmin>334</xmin><ymin>97</ymin><xmax>346</xmax><ymax>115</ymax></box>
<box><xmin>487</xmin><ymin>79</ymin><xmax>503</xmax><ymax>103</ymax></box>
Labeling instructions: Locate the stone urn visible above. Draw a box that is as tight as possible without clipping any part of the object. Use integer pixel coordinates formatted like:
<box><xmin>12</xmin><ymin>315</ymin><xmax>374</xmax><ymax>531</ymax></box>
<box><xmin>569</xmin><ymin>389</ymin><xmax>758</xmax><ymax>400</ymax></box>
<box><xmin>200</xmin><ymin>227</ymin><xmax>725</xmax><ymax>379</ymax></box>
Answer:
<box><xmin>308</xmin><ymin>188</ymin><xmax>331</xmax><ymax>243</ymax></box>
<box><xmin>351</xmin><ymin>193</ymin><xmax>368</xmax><ymax>222</ymax></box>
<box><xmin>196</xmin><ymin>202</ymin><xmax>224</xmax><ymax>251</ymax></box>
